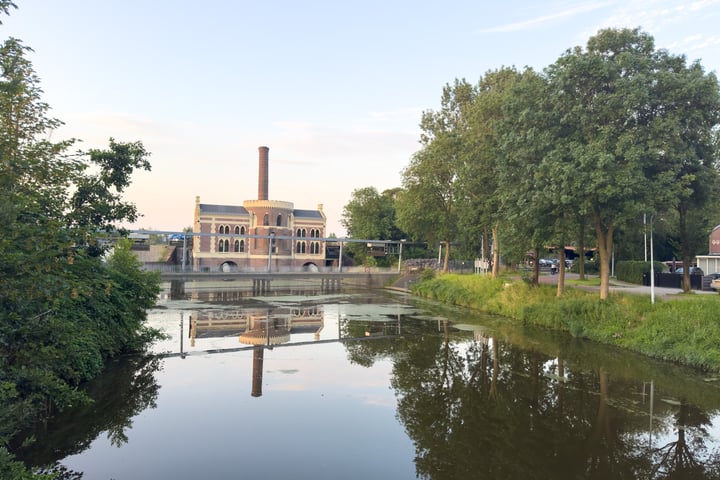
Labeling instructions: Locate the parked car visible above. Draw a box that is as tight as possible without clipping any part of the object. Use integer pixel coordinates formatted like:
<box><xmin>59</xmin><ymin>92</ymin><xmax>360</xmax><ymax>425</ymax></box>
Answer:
<box><xmin>709</xmin><ymin>273</ymin><xmax>720</xmax><ymax>291</ymax></box>
<box><xmin>675</xmin><ymin>266</ymin><xmax>703</xmax><ymax>275</ymax></box>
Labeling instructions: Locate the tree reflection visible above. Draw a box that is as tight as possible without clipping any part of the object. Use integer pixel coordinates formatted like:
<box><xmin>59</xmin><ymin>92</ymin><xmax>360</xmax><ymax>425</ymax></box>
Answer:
<box><xmin>650</xmin><ymin>399</ymin><xmax>720</xmax><ymax>479</ymax></box>
<box><xmin>13</xmin><ymin>354</ymin><xmax>162</xmax><ymax>469</ymax></box>
<box><xmin>382</xmin><ymin>325</ymin><xmax>719</xmax><ymax>479</ymax></box>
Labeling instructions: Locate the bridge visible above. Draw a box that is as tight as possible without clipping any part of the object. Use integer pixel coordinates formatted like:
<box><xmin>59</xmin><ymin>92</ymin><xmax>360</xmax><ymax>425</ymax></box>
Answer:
<box><xmin>159</xmin><ymin>269</ymin><xmax>399</xmax><ymax>295</ymax></box>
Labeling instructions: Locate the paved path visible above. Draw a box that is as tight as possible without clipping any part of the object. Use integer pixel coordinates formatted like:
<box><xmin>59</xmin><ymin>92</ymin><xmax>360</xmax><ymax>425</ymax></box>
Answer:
<box><xmin>538</xmin><ymin>272</ymin><xmax>717</xmax><ymax>299</ymax></box>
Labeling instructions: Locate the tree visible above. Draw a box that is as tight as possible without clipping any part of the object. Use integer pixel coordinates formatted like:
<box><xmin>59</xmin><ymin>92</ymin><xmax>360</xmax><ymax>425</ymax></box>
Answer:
<box><xmin>545</xmin><ymin>28</ymin><xmax>674</xmax><ymax>299</ymax></box>
<box><xmin>68</xmin><ymin>138</ymin><xmax>151</xmax><ymax>235</ymax></box>
<box><xmin>341</xmin><ymin>186</ymin><xmax>405</xmax><ymax>265</ymax></box>
<box><xmin>649</xmin><ymin>53</ymin><xmax>720</xmax><ymax>291</ymax></box>
<box><xmin>341</xmin><ymin>186</ymin><xmax>403</xmax><ymax>240</ymax></box>
<box><xmin>397</xmin><ymin>79</ymin><xmax>475</xmax><ymax>272</ymax></box>
<box><xmin>0</xmin><ymin>6</ymin><xmax>159</xmax><ymax>476</ymax></box>
<box><xmin>455</xmin><ymin>69</ymin><xmax>521</xmax><ymax>279</ymax></box>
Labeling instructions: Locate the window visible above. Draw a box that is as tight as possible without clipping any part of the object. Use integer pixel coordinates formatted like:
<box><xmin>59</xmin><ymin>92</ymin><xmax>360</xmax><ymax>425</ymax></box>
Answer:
<box><xmin>276</xmin><ymin>214</ymin><xmax>282</xmax><ymax>226</ymax></box>
<box><xmin>223</xmin><ymin>239</ymin><xmax>229</xmax><ymax>252</ymax></box>
<box><xmin>240</xmin><ymin>226</ymin><xmax>245</xmax><ymax>235</ymax></box>
<box><xmin>234</xmin><ymin>226</ymin><xmax>240</xmax><ymax>235</ymax></box>
<box><xmin>296</xmin><ymin>241</ymin><xmax>301</xmax><ymax>254</ymax></box>
<box><xmin>263</xmin><ymin>214</ymin><xmax>269</xmax><ymax>226</ymax></box>
<box><xmin>239</xmin><ymin>239</ymin><xmax>245</xmax><ymax>252</ymax></box>
<box><xmin>234</xmin><ymin>240</ymin><xmax>240</xmax><ymax>252</ymax></box>
<box><xmin>218</xmin><ymin>239</ymin><xmax>224</xmax><ymax>252</ymax></box>
<box><xmin>296</xmin><ymin>228</ymin><xmax>302</xmax><ymax>237</ymax></box>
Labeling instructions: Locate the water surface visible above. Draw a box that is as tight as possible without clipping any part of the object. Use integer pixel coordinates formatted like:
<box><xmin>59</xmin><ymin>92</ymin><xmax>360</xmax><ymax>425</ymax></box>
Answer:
<box><xmin>18</xmin><ymin>284</ymin><xmax>720</xmax><ymax>479</ymax></box>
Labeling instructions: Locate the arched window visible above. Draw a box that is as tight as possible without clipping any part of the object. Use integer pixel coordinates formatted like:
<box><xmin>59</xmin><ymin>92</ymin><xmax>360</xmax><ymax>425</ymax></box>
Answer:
<box><xmin>234</xmin><ymin>240</ymin><xmax>240</xmax><ymax>252</ymax></box>
<box><xmin>218</xmin><ymin>239</ymin><xmax>225</xmax><ymax>252</ymax></box>
<box><xmin>263</xmin><ymin>214</ymin><xmax>269</xmax><ymax>226</ymax></box>
<box><xmin>276</xmin><ymin>214</ymin><xmax>282</xmax><ymax>226</ymax></box>
<box><xmin>296</xmin><ymin>228</ymin><xmax>302</xmax><ymax>237</ymax></box>
<box><xmin>310</xmin><ymin>242</ymin><xmax>316</xmax><ymax>254</ymax></box>
<box><xmin>302</xmin><ymin>228</ymin><xmax>307</xmax><ymax>238</ymax></box>
<box><xmin>239</xmin><ymin>239</ymin><xmax>245</xmax><ymax>252</ymax></box>
<box><xmin>240</xmin><ymin>226</ymin><xmax>245</xmax><ymax>235</ymax></box>
<box><xmin>234</xmin><ymin>226</ymin><xmax>240</xmax><ymax>235</ymax></box>
<box><xmin>223</xmin><ymin>239</ymin><xmax>229</xmax><ymax>252</ymax></box>
<box><xmin>296</xmin><ymin>241</ymin><xmax>302</xmax><ymax>254</ymax></box>
<box><xmin>301</xmin><ymin>242</ymin><xmax>306</xmax><ymax>254</ymax></box>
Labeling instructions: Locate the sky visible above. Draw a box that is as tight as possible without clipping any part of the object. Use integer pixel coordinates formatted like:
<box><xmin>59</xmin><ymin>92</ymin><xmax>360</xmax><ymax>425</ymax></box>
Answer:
<box><xmin>3</xmin><ymin>0</ymin><xmax>720</xmax><ymax>236</ymax></box>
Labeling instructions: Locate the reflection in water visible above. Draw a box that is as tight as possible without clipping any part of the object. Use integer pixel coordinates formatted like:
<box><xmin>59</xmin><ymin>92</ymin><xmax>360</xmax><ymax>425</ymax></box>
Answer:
<box><xmin>252</xmin><ymin>346</ymin><xmax>264</xmax><ymax>397</ymax></box>
<box><xmin>13</xmin><ymin>355</ymin><xmax>162</xmax><ymax>470</ymax></box>
<box><xmin>15</xmin><ymin>287</ymin><xmax>720</xmax><ymax>479</ymax></box>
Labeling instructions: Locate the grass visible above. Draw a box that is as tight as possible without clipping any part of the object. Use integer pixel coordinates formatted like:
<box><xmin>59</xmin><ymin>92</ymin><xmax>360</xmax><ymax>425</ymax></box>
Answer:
<box><xmin>411</xmin><ymin>273</ymin><xmax>720</xmax><ymax>372</ymax></box>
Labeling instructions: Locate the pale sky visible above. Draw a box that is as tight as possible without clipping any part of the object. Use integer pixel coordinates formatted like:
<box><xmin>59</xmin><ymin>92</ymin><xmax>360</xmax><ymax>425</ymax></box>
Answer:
<box><xmin>4</xmin><ymin>0</ymin><xmax>720</xmax><ymax>236</ymax></box>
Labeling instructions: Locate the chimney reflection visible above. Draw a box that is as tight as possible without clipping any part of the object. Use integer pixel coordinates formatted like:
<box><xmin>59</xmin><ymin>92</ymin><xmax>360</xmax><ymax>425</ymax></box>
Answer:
<box><xmin>251</xmin><ymin>346</ymin><xmax>264</xmax><ymax>397</ymax></box>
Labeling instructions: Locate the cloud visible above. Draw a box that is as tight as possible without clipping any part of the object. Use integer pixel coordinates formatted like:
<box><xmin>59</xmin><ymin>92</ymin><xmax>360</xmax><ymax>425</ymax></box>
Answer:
<box><xmin>684</xmin><ymin>34</ymin><xmax>720</xmax><ymax>52</ymax></box>
<box><xmin>477</xmin><ymin>1</ymin><xmax>615</xmax><ymax>34</ymax></box>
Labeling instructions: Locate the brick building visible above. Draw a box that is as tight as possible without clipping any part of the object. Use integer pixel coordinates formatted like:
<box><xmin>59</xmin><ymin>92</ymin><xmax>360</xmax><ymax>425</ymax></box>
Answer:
<box><xmin>192</xmin><ymin>146</ymin><xmax>327</xmax><ymax>272</ymax></box>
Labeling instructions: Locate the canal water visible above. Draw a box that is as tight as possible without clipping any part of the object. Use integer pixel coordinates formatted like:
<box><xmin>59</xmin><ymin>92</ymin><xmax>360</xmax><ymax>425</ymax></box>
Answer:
<box><xmin>16</xmin><ymin>282</ymin><xmax>720</xmax><ymax>479</ymax></box>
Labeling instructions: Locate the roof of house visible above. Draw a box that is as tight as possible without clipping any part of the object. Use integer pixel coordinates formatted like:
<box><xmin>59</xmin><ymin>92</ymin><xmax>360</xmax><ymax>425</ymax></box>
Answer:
<box><xmin>199</xmin><ymin>204</ymin><xmax>249</xmax><ymax>215</ymax></box>
<box><xmin>293</xmin><ymin>209</ymin><xmax>324</xmax><ymax>219</ymax></box>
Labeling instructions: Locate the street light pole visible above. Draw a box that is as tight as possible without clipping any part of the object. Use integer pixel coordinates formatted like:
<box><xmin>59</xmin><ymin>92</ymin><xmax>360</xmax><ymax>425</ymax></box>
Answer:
<box><xmin>398</xmin><ymin>239</ymin><xmax>406</xmax><ymax>274</ymax></box>
<box><xmin>643</xmin><ymin>213</ymin><xmax>648</xmax><ymax>262</ymax></box>
<box><xmin>267</xmin><ymin>232</ymin><xmax>275</xmax><ymax>272</ymax></box>
<box><xmin>650</xmin><ymin>216</ymin><xmax>655</xmax><ymax>305</ymax></box>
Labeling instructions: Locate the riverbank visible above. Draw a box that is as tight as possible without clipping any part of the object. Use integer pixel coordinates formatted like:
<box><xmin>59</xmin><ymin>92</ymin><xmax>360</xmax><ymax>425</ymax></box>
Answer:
<box><xmin>405</xmin><ymin>272</ymin><xmax>720</xmax><ymax>371</ymax></box>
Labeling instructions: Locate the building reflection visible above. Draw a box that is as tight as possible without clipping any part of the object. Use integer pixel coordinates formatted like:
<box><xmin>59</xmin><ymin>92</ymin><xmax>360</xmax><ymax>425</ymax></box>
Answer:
<box><xmin>187</xmin><ymin>305</ymin><xmax>324</xmax><ymax>397</ymax></box>
<box><xmin>188</xmin><ymin>305</ymin><xmax>324</xmax><ymax>346</ymax></box>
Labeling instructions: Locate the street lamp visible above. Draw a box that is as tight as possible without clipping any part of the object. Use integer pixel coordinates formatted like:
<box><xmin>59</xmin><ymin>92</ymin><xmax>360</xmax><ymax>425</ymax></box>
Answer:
<box><xmin>398</xmin><ymin>239</ymin><xmax>406</xmax><ymax>274</ymax></box>
<box><xmin>267</xmin><ymin>232</ymin><xmax>275</xmax><ymax>272</ymax></box>
<box><xmin>650</xmin><ymin>216</ymin><xmax>655</xmax><ymax>305</ymax></box>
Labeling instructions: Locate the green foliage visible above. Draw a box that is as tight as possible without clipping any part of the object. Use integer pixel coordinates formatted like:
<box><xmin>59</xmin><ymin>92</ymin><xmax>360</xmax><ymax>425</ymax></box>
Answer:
<box><xmin>412</xmin><ymin>274</ymin><xmax>720</xmax><ymax>371</ymax></box>
<box><xmin>615</xmin><ymin>260</ymin><xmax>666</xmax><ymax>284</ymax></box>
<box><xmin>0</xmin><ymin>6</ymin><xmax>161</xmax><ymax>475</ymax></box>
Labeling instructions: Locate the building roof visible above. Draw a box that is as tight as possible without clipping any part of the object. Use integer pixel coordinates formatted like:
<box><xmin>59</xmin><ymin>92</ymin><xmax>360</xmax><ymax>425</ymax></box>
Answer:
<box><xmin>199</xmin><ymin>204</ymin><xmax>249</xmax><ymax>215</ymax></box>
<box><xmin>294</xmin><ymin>209</ymin><xmax>323</xmax><ymax>219</ymax></box>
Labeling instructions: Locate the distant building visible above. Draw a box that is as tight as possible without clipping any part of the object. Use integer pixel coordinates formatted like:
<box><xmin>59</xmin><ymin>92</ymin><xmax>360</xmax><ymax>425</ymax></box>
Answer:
<box><xmin>192</xmin><ymin>146</ymin><xmax>327</xmax><ymax>272</ymax></box>
<box><xmin>695</xmin><ymin>224</ymin><xmax>720</xmax><ymax>275</ymax></box>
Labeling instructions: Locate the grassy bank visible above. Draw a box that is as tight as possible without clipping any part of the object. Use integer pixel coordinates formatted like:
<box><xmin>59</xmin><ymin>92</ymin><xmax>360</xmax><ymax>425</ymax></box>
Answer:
<box><xmin>411</xmin><ymin>273</ymin><xmax>720</xmax><ymax>371</ymax></box>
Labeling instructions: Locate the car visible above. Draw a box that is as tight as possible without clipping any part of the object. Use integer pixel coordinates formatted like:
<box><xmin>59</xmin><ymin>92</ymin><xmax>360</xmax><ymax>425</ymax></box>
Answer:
<box><xmin>675</xmin><ymin>266</ymin><xmax>703</xmax><ymax>275</ymax></box>
<box><xmin>709</xmin><ymin>273</ymin><xmax>720</xmax><ymax>291</ymax></box>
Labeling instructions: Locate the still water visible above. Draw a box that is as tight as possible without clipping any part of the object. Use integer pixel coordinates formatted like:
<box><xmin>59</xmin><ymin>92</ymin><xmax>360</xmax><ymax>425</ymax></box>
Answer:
<box><xmin>17</xmin><ymin>283</ymin><xmax>720</xmax><ymax>479</ymax></box>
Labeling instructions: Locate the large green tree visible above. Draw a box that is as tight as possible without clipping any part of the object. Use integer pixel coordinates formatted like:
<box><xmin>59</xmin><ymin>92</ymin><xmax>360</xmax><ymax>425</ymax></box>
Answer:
<box><xmin>650</xmin><ymin>52</ymin><xmax>720</xmax><ymax>291</ymax></box>
<box><xmin>341</xmin><ymin>186</ymin><xmax>406</xmax><ymax>264</ymax></box>
<box><xmin>0</xmin><ymin>5</ymin><xmax>159</xmax><ymax>475</ymax></box>
<box><xmin>545</xmin><ymin>28</ymin><xmax>678</xmax><ymax>299</ymax></box>
<box><xmin>458</xmin><ymin>67</ymin><xmax>530</xmax><ymax>279</ymax></box>
<box><xmin>397</xmin><ymin>79</ymin><xmax>475</xmax><ymax>272</ymax></box>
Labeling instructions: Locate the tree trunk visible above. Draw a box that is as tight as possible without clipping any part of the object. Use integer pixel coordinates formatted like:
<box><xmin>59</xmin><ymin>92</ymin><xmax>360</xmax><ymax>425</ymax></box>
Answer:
<box><xmin>532</xmin><ymin>246</ymin><xmax>540</xmax><ymax>287</ymax></box>
<box><xmin>443</xmin><ymin>240</ymin><xmax>450</xmax><ymax>273</ymax></box>
<box><xmin>557</xmin><ymin>246</ymin><xmax>566</xmax><ymax>297</ymax></box>
<box><xmin>678</xmin><ymin>204</ymin><xmax>691</xmax><ymax>293</ymax></box>
<box><xmin>491</xmin><ymin>224</ymin><xmax>500</xmax><ymax>279</ymax></box>
<box><xmin>482</xmin><ymin>231</ymin><xmax>491</xmax><ymax>262</ymax></box>
<box><xmin>593</xmin><ymin>210</ymin><xmax>613</xmax><ymax>300</ymax></box>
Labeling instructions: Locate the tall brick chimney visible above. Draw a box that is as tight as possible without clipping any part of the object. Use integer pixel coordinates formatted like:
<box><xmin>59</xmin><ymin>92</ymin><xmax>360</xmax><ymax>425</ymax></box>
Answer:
<box><xmin>258</xmin><ymin>146</ymin><xmax>269</xmax><ymax>200</ymax></box>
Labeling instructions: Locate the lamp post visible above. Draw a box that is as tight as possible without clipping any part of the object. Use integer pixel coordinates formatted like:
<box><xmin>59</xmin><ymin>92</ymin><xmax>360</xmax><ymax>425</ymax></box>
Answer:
<box><xmin>643</xmin><ymin>213</ymin><xmax>648</xmax><ymax>262</ymax></box>
<box><xmin>650</xmin><ymin>215</ymin><xmax>655</xmax><ymax>305</ymax></box>
<box><xmin>398</xmin><ymin>239</ymin><xmax>406</xmax><ymax>274</ymax></box>
<box><xmin>267</xmin><ymin>232</ymin><xmax>275</xmax><ymax>272</ymax></box>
